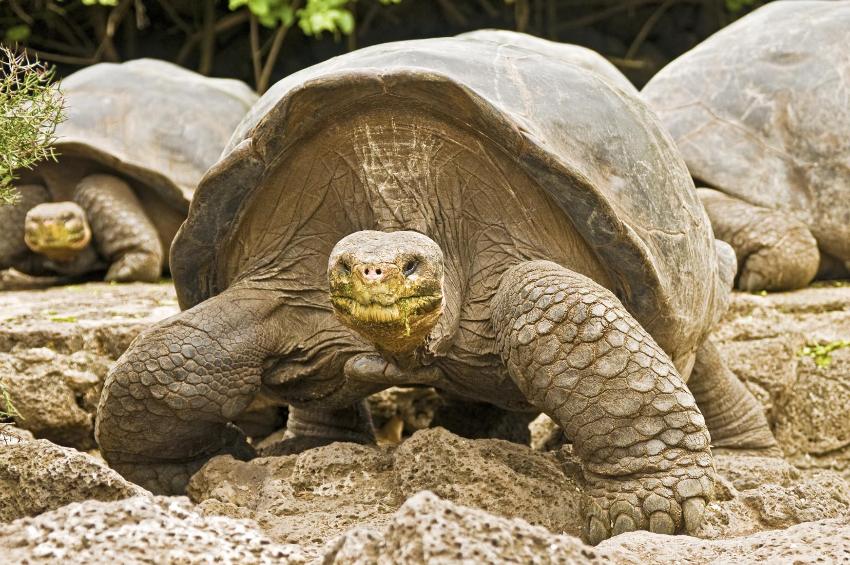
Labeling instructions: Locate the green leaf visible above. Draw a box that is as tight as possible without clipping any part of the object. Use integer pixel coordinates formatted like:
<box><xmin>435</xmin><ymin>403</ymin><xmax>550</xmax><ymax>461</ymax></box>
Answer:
<box><xmin>0</xmin><ymin>381</ymin><xmax>20</xmax><ymax>421</ymax></box>
<box><xmin>0</xmin><ymin>47</ymin><xmax>65</xmax><ymax>207</ymax></box>
<box><xmin>5</xmin><ymin>25</ymin><xmax>31</xmax><ymax>43</ymax></box>
<box><xmin>297</xmin><ymin>0</ymin><xmax>355</xmax><ymax>37</ymax></box>
<box><xmin>798</xmin><ymin>339</ymin><xmax>850</xmax><ymax>368</ymax></box>
<box><xmin>231</xmin><ymin>0</ymin><xmax>297</xmax><ymax>27</ymax></box>
<box><xmin>725</xmin><ymin>0</ymin><xmax>756</xmax><ymax>13</ymax></box>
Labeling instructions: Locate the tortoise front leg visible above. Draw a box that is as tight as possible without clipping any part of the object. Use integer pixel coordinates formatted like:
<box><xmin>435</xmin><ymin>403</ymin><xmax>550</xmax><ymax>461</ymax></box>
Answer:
<box><xmin>491</xmin><ymin>261</ymin><xmax>714</xmax><ymax>544</ymax></box>
<box><xmin>95</xmin><ymin>286</ymin><xmax>279</xmax><ymax>494</ymax></box>
<box><xmin>74</xmin><ymin>174</ymin><xmax>163</xmax><ymax>282</ymax></box>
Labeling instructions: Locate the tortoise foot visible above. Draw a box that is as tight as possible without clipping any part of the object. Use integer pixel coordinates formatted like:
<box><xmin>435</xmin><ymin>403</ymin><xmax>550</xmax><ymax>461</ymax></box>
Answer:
<box><xmin>258</xmin><ymin>401</ymin><xmax>377</xmax><ymax>457</ymax></box>
<box><xmin>105</xmin><ymin>251</ymin><xmax>161</xmax><ymax>282</ymax></box>
<box><xmin>108</xmin><ymin>424</ymin><xmax>255</xmax><ymax>495</ymax></box>
<box><xmin>112</xmin><ymin>461</ymin><xmax>200</xmax><ymax>495</ymax></box>
<box><xmin>583</xmin><ymin>465</ymin><xmax>714</xmax><ymax>544</ymax></box>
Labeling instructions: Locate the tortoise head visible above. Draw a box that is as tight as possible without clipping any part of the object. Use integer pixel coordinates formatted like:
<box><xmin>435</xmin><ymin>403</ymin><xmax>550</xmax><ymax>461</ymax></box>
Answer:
<box><xmin>24</xmin><ymin>202</ymin><xmax>92</xmax><ymax>262</ymax></box>
<box><xmin>328</xmin><ymin>230</ymin><xmax>444</xmax><ymax>354</ymax></box>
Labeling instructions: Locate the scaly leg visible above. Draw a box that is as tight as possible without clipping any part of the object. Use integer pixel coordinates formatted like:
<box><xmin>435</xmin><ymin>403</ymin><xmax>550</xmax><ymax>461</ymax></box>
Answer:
<box><xmin>698</xmin><ymin>188</ymin><xmax>819</xmax><ymax>291</ymax></box>
<box><xmin>74</xmin><ymin>174</ymin><xmax>163</xmax><ymax>282</ymax></box>
<box><xmin>258</xmin><ymin>401</ymin><xmax>376</xmax><ymax>456</ymax></box>
<box><xmin>96</xmin><ymin>286</ymin><xmax>282</xmax><ymax>494</ymax></box>
<box><xmin>492</xmin><ymin>261</ymin><xmax>714</xmax><ymax>544</ymax></box>
<box><xmin>689</xmin><ymin>339</ymin><xmax>779</xmax><ymax>454</ymax></box>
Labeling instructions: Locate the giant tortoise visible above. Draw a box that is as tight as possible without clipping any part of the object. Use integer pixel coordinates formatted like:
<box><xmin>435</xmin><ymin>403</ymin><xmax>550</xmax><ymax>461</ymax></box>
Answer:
<box><xmin>457</xmin><ymin>29</ymin><xmax>638</xmax><ymax>95</ymax></box>
<box><xmin>642</xmin><ymin>1</ymin><xmax>850</xmax><ymax>291</ymax></box>
<box><xmin>96</xmin><ymin>36</ymin><xmax>776</xmax><ymax>543</ymax></box>
<box><xmin>0</xmin><ymin>59</ymin><xmax>257</xmax><ymax>282</ymax></box>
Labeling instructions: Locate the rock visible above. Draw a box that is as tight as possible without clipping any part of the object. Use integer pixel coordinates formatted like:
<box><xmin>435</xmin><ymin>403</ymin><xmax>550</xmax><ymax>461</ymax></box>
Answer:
<box><xmin>367</xmin><ymin>386</ymin><xmax>442</xmax><ymax>439</ymax></box>
<box><xmin>713</xmin><ymin>453</ymin><xmax>799</xmax><ymax>491</ymax></box>
<box><xmin>393</xmin><ymin>427</ymin><xmax>582</xmax><ymax>536</ymax></box>
<box><xmin>323</xmin><ymin>491</ymin><xmax>632</xmax><ymax>564</ymax></box>
<box><xmin>189</xmin><ymin>427</ymin><xmax>584</xmax><ymax>557</ymax></box>
<box><xmin>325</xmin><ymin>491</ymin><xmax>850</xmax><ymax>564</ymax></box>
<box><xmin>0</xmin><ymin>495</ymin><xmax>306</xmax><ymax>564</ymax></box>
<box><xmin>603</xmin><ymin>518</ymin><xmax>850</xmax><ymax>563</ymax></box>
<box><xmin>192</xmin><ymin>427</ymin><xmax>850</xmax><ymax>556</ymax></box>
<box><xmin>699</xmin><ymin>466</ymin><xmax>850</xmax><ymax>539</ymax></box>
<box><xmin>529</xmin><ymin>413</ymin><xmax>567</xmax><ymax>451</ymax></box>
<box><xmin>0</xmin><ymin>439</ymin><xmax>147</xmax><ymax>522</ymax></box>
<box><xmin>713</xmin><ymin>285</ymin><xmax>850</xmax><ymax>477</ymax></box>
<box><xmin>691</xmin><ymin>454</ymin><xmax>850</xmax><ymax>540</ymax></box>
<box><xmin>0</xmin><ymin>282</ymin><xmax>178</xmax><ymax>449</ymax></box>
<box><xmin>0</xmin><ymin>423</ymin><xmax>34</xmax><ymax>444</ymax></box>
<box><xmin>189</xmin><ymin>442</ymin><xmax>402</xmax><ymax>559</ymax></box>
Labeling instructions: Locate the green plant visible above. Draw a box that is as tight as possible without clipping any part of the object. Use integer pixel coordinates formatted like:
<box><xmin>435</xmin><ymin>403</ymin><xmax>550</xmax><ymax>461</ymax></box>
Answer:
<box><xmin>49</xmin><ymin>315</ymin><xmax>78</xmax><ymax>323</ymax></box>
<box><xmin>799</xmin><ymin>340</ymin><xmax>850</xmax><ymax>368</ymax></box>
<box><xmin>0</xmin><ymin>46</ymin><xmax>64</xmax><ymax>205</ymax></box>
<box><xmin>0</xmin><ymin>381</ymin><xmax>20</xmax><ymax>420</ymax></box>
<box><xmin>297</xmin><ymin>0</ymin><xmax>355</xmax><ymax>37</ymax></box>
<box><xmin>229</xmin><ymin>0</ymin><xmax>297</xmax><ymax>27</ymax></box>
<box><xmin>725</xmin><ymin>0</ymin><xmax>758</xmax><ymax>13</ymax></box>
<box><xmin>227</xmin><ymin>0</ymin><xmax>403</xmax><ymax>92</ymax></box>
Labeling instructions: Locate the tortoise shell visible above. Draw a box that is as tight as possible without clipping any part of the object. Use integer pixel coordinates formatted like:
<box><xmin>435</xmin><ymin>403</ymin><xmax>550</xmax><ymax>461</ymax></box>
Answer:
<box><xmin>642</xmin><ymin>1</ymin><xmax>850</xmax><ymax>264</ymax></box>
<box><xmin>173</xmin><ymin>37</ymin><xmax>728</xmax><ymax>368</ymax></box>
<box><xmin>52</xmin><ymin>58</ymin><xmax>257</xmax><ymax>212</ymax></box>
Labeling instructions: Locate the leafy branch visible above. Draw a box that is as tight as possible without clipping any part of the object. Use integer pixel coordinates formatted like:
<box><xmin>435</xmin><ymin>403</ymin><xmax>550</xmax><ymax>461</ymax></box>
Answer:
<box><xmin>0</xmin><ymin>46</ymin><xmax>65</xmax><ymax>205</ymax></box>
<box><xmin>232</xmin><ymin>0</ymin><xmax>402</xmax><ymax>92</ymax></box>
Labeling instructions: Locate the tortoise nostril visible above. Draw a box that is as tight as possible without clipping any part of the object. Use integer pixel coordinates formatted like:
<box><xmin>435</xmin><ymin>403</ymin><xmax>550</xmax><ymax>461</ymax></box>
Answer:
<box><xmin>361</xmin><ymin>265</ymin><xmax>385</xmax><ymax>282</ymax></box>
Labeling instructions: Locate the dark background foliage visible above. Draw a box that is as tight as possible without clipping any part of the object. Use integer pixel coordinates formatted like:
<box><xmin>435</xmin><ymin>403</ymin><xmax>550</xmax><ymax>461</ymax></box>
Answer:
<box><xmin>2</xmin><ymin>0</ymin><xmax>767</xmax><ymax>93</ymax></box>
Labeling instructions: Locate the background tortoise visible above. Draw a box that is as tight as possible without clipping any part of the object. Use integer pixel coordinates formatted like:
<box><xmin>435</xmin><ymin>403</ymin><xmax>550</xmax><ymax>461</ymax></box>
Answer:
<box><xmin>0</xmin><ymin>58</ymin><xmax>257</xmax><ymax>282</ymax></box>
<box><xmin>642</xmin><ymin>1</ymin><xmax>850</xmax><ymax>291</ymax></box>
<box><xmin>97</xmin><ymin>35</ymin><xmax>776</xmax><ymax>542</ymax></box>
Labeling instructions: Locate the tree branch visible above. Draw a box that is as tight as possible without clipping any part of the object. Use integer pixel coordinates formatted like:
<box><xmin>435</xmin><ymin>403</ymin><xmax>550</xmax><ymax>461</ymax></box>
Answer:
<box><xmin>625</xmin><ymin>0</ymin><xmax>676</xmax><ymax>59</ymax></box>
<box><xmin>198</xmin><ymin>0</ymin><xmax>216</xmax><ymax>75</ymax></box>
<box><xmin>249</xmin><ymin>14</ymin><xmax>262</xmax><ymax>89</ymax></box>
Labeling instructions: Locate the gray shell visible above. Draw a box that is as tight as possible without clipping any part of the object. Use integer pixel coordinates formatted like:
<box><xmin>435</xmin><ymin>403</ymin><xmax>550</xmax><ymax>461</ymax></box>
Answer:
<box><xmin>642</xmin><ymin>1</ymin><xmax>850</xmax><ymax>263</ymax></box>
<box><xmin>457</xmin><ymin>30</ymin><xmax>638</xmax><ymax>96</ymax></box>
<box><xmin>173</xmin><ymin>36</ymin><xmax>727</xmax><ymax>364</ymax></box>
<box><xmin>55</xmin><ymin>59</ymin><xmax>258</xmax><ymax>212</ymax></box>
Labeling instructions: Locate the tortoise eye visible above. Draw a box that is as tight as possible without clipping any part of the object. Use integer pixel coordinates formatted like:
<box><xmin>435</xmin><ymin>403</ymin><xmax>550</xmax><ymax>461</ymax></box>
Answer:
<box><xmin>403</xmin><ymin>259</ymin><xmax>419</xmax><ymax>276</ymax></box>
<box><xmin>339</xmin><ymin>261</ymin><xmax>351</xmax><ymax>274</ymax></box>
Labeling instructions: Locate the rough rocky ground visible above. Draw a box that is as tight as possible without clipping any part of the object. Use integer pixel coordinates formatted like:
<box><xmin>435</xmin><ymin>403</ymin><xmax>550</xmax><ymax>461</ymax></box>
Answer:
<box><xmin>1</xmin><ymin>279</ymin><xmax>849</xmax><ymax>562</ymax></box>
<box><xmin>0</xmin><ymin>279</ymin><xmax>178</xmax><ymax>449</ymax></box>
<box><xmin>713</xmin><ymin>282</ymin><xmax>850</xmax><ymax>477</ymax></box>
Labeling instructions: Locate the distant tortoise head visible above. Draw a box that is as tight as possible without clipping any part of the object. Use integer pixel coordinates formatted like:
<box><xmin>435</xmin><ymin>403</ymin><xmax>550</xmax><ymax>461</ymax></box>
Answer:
<box><xmin>23</xmin><ymin>201</ymin><xmax>91</xmax><ymax>262</ymax></box>
<box><xmin>328</xmin><ymin>230</ymin><xmax>444</xmax><ymax>354</ymax></box>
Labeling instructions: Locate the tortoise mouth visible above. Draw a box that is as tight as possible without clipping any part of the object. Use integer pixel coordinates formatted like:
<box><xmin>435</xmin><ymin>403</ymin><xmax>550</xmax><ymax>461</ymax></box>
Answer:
<box><xmin>330</xmin><ymin>294</ymin><xmax>443</xmax><ymax>324</ymax></box>
<box><xmin>24</xmin><ymin>224</ymin><xmax>91</xmax><ymax>258</ymax></box>
<box><xmin>26</xmin><ymin>229</ymin><xmax>88</xmax><ymax>248</ymax></box>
